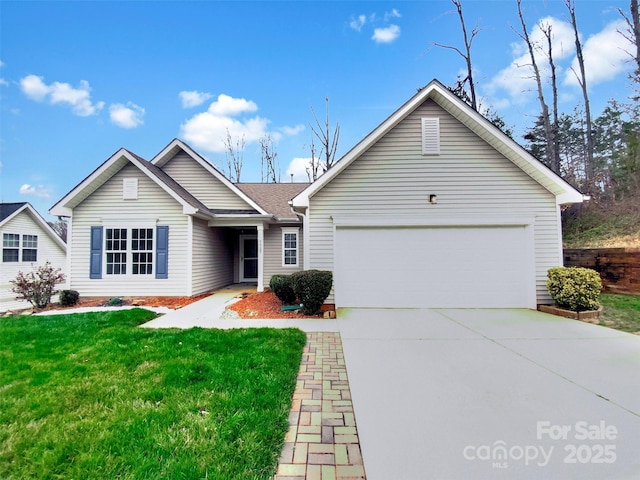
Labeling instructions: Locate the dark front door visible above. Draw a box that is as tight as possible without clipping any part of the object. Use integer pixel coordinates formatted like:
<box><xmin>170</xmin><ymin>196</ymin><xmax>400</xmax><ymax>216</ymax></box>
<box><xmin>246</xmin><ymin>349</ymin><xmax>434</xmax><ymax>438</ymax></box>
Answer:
<box><xmin>240</xmin><ymin>236</ymin><xmax>258</xmax><ymax>281</ymax></box>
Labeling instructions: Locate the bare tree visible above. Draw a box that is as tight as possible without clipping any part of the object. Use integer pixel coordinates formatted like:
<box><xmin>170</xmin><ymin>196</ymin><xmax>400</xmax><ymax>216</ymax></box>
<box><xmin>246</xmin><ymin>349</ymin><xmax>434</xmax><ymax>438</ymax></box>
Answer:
<box><xmin>618</xmin><ymin>0</ymin><xmax>640</xmax><ymax>101</ymax></box>
<box><xmin>306</xmin><ymin>138</ymin><xmax>322</xmax><ymax>182</ymax></box>
<box><xmin>48</xmin><ymin>219</ymin><xmax>68</xmax><ymax>242</ymax></box>
<box><xmin>540</xmin><ymin>20</ymin><xmax>562</xmax><ymax>173</ymax></box>
<box><xmin>433</xmin><ymin>0</ymin><xmax>480</xmax><ymax>111</ymax></box>
<box><xmin>565</xmin><ymin>0</ymin><xmax>594</xmax><ymax>190</ymax></box>
<box><xmin>309</xmin><ymin>96</ymin><xmax>340</xmax><ymax>176</ymax></box>
<box><xmin>515</xmin><ymin>0</ymin><xmax>558</xmax><ymax>172</ymax></box>
<box><xmin>223</xmin><ymin>129</ymin><xmax>244</xmax><ymax>182</ymax></box>
<box><xmin>259</xmin><ymin>134</ymin><xmax>280</xmax><ymax>183</ymax></box>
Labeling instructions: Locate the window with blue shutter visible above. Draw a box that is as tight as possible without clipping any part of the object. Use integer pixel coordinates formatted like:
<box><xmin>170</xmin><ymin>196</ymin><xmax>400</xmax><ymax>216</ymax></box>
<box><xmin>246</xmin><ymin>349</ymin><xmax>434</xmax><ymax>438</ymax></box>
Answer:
<box><xmin>155</xmin><ymin>226</ymin><xmax>169</xmax><ymax>279</ymax></box>
<box><xmin>90</xmin><ymin>226</ymin><xmax>103</xmax><ymax>279</ymax></box>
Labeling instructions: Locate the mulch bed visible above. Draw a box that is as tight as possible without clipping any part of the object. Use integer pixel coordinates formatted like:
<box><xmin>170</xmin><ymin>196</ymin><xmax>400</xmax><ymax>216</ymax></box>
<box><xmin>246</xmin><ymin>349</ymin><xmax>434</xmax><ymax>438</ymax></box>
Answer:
<box><xmin>40</xmin><ymin>292</ymin><xmax>213</xmax><ymax>312</ymax></box>
<box><xmin>227</xmin><ymin>290</ymin><xmax>321</xmax><ymax>319</ymax></box>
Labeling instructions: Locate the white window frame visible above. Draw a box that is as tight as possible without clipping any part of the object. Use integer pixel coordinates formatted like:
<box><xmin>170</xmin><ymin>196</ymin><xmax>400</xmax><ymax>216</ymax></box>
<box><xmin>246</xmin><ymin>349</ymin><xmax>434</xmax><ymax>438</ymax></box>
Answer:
<box><xmin>282</xmin><ymin>227</ymin><xmax>299</xmax><ymax>267</ymax></box>
<box><xmin>2</xmin><ymin>233</ymin><xmax>20</xmax><ymax>263</ymax></box>
<box><xmin>104</xmin><ymin>225</ymin><xmax>154</xmax><ymax>276</ymax></box>
<box><xmin>22</xmin><ymin>234</ymin><xmax>38</xmax><ymax>262</ymax></box>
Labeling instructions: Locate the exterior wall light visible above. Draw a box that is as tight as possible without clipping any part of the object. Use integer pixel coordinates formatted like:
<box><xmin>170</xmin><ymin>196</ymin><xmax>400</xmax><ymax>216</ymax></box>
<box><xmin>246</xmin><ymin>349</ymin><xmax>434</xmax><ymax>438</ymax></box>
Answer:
<box><xmin>429</xmin><ymin>194</ymin><xmax>438</xmax><ymax>204</ymax></box>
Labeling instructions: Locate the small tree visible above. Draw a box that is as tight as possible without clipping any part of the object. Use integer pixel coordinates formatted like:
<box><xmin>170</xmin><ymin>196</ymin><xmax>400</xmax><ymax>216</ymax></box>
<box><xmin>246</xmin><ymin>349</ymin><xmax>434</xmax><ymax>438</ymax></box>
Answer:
<box><xmin>10</xmin><ymin>262</ymin><xmax>66</xmax><ymax>309</ymax></box>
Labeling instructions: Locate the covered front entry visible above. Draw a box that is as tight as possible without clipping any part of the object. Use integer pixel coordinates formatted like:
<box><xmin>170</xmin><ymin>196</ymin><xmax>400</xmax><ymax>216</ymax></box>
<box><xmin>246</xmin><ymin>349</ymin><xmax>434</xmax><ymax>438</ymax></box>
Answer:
<box><xmin>334</xmin><ymin>223</ymin><xmax>536</xmax><ymax>309</ymax></box>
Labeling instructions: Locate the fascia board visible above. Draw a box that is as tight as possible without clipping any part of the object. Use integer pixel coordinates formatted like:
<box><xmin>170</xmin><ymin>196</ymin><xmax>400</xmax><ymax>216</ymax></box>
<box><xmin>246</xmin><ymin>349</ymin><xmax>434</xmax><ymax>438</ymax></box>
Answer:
<box><xmin>6</xmin><ymin>203</ymin><xmax>67</xmax><ymax>251</ymax></box>
<box><xmin>25</xmin><ymin>204</ymin><xmax>68</xmax><ymax>251</ymax></box>
<box><xmin>49</xmin><ymin>148</ymin><xmax>132</xmax><ymax>216</ymax></box>
<box><xmin>292</xmin><ymin>84</ymin><xmax>436</xmax><ymax>208</ymax></box>
<box><xmin>152</xmin><ymin>139</ymin><xmax>269</xmax><ymax>215</ymax></box>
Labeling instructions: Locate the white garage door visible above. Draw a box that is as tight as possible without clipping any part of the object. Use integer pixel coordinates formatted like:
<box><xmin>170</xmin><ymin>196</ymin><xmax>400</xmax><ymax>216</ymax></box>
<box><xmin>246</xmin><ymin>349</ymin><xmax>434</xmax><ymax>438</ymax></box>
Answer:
<box><xmin>335</xmin><ymin>225</ymin><xmax>535</xmax><ymax>309</ymax></box>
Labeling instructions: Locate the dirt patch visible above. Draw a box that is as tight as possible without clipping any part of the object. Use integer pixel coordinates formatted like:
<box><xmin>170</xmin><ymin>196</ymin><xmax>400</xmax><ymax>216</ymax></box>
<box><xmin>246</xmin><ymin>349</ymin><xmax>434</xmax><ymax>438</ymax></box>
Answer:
<box><xmin>227</xmin><ymin>290</ymin><xmax>320</xmax><ymax>319</ymax></box>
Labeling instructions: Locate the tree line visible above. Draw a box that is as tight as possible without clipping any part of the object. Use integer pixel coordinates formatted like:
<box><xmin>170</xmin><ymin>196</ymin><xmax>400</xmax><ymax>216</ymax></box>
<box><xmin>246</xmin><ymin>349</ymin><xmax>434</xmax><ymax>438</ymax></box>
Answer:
<box><xmin>440</xmin><ymin>0</ymin><xmax>639</xmax><ymax>201</ymax></box>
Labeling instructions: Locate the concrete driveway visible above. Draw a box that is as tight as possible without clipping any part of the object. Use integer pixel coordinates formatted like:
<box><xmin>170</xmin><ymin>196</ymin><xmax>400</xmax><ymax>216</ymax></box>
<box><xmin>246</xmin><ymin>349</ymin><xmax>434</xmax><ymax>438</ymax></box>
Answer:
<box><xmin>338</xmin><ymin>308</ymin><xmax>640</xmax><ymax>480</ymax></box>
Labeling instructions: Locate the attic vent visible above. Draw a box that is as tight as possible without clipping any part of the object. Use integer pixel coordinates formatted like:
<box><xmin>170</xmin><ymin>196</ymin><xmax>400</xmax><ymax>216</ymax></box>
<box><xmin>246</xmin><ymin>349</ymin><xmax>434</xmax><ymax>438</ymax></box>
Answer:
<box><xmin>421</xmin><ymin>117</ymin><xmax>440</xmax><ymax>155</ymax></box>
<box><xmin>123</xmin><ymin>178</ymin><xmax>138</xmax><ymax>200</ymax></box>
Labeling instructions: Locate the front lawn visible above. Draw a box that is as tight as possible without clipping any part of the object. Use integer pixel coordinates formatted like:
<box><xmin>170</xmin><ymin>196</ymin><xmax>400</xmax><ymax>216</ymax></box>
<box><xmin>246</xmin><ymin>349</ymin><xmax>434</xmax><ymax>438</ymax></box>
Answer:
<box><xmin>599</xmin><ymin>293</ymin><xmax>640</xmax><ymax>335</ymax></box>
<box><xmin>0</xmin><ymin>309</ymin><xmax>306</xmax><ymax>479</ymax></box>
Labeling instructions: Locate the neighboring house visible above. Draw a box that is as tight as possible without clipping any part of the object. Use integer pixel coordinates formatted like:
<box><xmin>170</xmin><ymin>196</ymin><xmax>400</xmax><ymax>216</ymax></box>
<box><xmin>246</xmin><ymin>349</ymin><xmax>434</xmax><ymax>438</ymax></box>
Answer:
<box><xmin>50</xmin><ymin>79</ymin><xmax>583</xmax><ymax>309</ymax></box>
<box><xmin>50</xmin><ymin>140</ymin><xmax>308</xmax><ymax>298</ymax></box>
<box><xmin>1</xmin><ymin>202</ymin><xmax>67</xmax><ymax>313</ymax></box>
<box><xmin>290</xmin><ymin>79</ymin><xmax>584</xmax><ymax>309</ymax></box>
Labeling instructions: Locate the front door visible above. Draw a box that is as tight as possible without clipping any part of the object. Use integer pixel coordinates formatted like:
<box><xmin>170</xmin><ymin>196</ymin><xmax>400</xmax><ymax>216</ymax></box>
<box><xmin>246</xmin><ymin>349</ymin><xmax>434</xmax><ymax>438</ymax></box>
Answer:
<box><xmin>240</xmin><ymin>235</ymin><xmax>258</xmax><ymax>282</ymax></box>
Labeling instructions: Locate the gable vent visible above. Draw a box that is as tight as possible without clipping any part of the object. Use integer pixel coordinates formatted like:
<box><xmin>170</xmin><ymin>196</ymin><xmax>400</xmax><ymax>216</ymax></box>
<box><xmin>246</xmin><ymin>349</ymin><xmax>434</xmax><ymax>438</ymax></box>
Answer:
<box><xmin>123</xmin><ymin>178</ymin><xmax>139</xmax><ymax>200</ymax></box>
<box><xmin>421</xmin><ymin>117</ymin><xmax>440</xmax><ymax>155</ymax></box>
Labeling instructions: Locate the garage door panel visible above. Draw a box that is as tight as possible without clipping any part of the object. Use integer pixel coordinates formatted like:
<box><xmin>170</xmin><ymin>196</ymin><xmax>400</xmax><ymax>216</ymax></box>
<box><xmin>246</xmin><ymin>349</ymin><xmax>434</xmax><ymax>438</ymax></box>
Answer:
<box><xmin>335</xmin><ymin>226</ymin><xmax>533</xmax><ymax>308</ymax></box>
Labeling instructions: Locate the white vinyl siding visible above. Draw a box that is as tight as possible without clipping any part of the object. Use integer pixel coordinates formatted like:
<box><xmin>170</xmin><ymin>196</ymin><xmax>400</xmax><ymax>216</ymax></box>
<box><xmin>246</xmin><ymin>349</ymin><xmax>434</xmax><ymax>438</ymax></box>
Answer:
<box><xmin>191</xmin><ymin>218</ymin><xmax>234</xmax><ymax>295</ymax></box>
<box><xmin>0</xmin><ymin>210</ymin><xmax>67</xmax><ymax>313</ymax></box>
<box><xmin>263</xmin><ymin>225</ymin><xmax>303</xmax><ymax>287</ymax></box>
<box><xmin>161</xmin><ymin>152</ymin><xmax>253</xmax><ymax>210</ymax></box>
<box><xmin>69</xmin><ymin>163</ymin><xmax>189</xmax><ymax>296</ymax></box>
<box><xmin>308</xmin><ymin>99</ymin><xmax>560</xmax><ymax>305</ymax></box>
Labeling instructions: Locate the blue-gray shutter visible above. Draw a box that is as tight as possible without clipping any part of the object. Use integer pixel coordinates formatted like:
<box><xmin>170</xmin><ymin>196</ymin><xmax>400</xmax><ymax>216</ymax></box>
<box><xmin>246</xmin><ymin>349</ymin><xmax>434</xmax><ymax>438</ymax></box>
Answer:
<box><xmin>156</xmin><ymin>226</ymin><xmax>168</xmax><ymax>279</ymax></box>
<box><xmin>90</xmin><ymin>226</ymin><xmax>103</xmax><ymax>279</ymax></box>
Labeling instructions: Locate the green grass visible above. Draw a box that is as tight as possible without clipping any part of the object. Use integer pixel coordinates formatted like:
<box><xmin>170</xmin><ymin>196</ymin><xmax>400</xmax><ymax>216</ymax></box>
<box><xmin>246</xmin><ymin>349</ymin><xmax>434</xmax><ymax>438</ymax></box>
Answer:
<box><xmin>0</xmin><ymin>309</ymin><xmax>306</xmax><ymax>479</ymax></box>
<box><xmin>599</xmin><ymin>294</ymin><xmax>640</xmax><ymax>335</ymax></box>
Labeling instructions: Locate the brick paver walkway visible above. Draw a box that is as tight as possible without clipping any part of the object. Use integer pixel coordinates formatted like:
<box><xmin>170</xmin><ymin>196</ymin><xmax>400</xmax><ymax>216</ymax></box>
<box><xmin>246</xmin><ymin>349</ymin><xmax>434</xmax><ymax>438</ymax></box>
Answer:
<box><xmin>273</xmin><ymin>332</ymin><xmax>366</xmax><ymax>480</ymax></box>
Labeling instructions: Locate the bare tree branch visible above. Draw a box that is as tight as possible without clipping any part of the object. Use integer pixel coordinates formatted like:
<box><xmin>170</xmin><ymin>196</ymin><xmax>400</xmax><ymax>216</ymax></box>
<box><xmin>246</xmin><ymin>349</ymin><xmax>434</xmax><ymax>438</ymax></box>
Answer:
<box><xmin>223</xmin><ymin>129</ymin><xmax>244</xmax><ymax>182</ymax></box>
<box><xmin>309</xmin><ymin>97</ymin><xmax>340</xmax><ymax>176</ymax></box>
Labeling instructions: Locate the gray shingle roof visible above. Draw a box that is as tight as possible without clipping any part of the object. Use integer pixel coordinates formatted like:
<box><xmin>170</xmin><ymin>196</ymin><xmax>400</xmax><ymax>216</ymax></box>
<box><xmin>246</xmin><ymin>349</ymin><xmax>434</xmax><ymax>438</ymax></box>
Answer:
<box><xmin>235</xmin><ymin>183</ymin><xmax>309</xmax><ymax>220</ymax></box>
<box><xmin>0</xmin><ymin>203</ymin><xmax>27</xmax><ymax>222</ymax></box>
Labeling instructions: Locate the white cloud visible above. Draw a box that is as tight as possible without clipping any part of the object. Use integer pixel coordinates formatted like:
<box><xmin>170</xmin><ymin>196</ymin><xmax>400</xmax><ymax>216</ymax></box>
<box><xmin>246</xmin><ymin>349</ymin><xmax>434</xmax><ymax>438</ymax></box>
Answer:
<box><xmin>0</xmin><ymin>78</ymin><xmax>8</xmax><ymax>87</ymax></box>
<box><xmin>384</xmin><ymin>9</ymin><xmax>401</xmax><ymax>21</ymax></box>
<box><xmin>486</xmin><ymin>17</ymin><xmax>575</xmax><ymax>102</ymax></box>
<box><xmin>279</xmin><ymin>124</ymin><xmax>305</xmax><ymax>136</ymax></box>
<box><xmin>208</xmin><ymin>94</ymin><xmax>258</xmax><ymax>116</ymax></box>
<box><xmin>564</xmin><ymin>19</ymin><xmax>632</xmax><ymax>87</ymax></box>
<box><xmin>180</xmin><ymin>94</ymin><xmax>270</xmax><ymax>153</ymax></box>
<box><xmin>286</xmin><ymin>157</ymin><xmax>313</xmax><ymax>182</ymax></box>
<box><xmin>372</xmin><ymin>24</ymin><xmax>400</xmax><ymax>44</ymax></box>
<box><xmin>109</xmin><ymin>102</ymin><xmax>145</xmax><ymax>128</ymax></box>
<box><xmin>350</xmin><ymin>14</ymin><xmax>367</xmax><ymax>32</ymax></box>
<box><xmin>20</xmin><ymin>75</ymin><xmax>50</xmax><ymax>101</ymax></box>
<box><xmin>179</xmin><ymin>90</ymin><xmax>213</xmax><ymax>108</ymax></box>
<box><xmin>20</xmin><ymin>183</ymin><xmax>51</xmax><ymax>199</ymax></box>
<box><xmin>19</xmin><ymin>74</ymin><xmax>105</xmax><ymax>116</ymax></box>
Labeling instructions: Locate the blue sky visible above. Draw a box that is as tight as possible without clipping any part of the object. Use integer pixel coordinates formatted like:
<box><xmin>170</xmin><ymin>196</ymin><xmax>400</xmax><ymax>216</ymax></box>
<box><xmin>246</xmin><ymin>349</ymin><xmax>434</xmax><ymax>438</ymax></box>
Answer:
<box><xmin>0</xmin><ymin>0</ymin><xmax>636</xmax><ymax>220</ymax></box>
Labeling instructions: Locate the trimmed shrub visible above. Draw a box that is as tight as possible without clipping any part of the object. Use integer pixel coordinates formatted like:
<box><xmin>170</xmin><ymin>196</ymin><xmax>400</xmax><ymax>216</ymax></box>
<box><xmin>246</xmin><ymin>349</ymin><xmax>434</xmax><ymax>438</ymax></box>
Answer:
<box><xmin>269</xmin><ymin>274</ymin><xmax>297</xmax><ymax>304</ymax></box>
<box><xmin>59</xmin><ymin>290</ymin><xmax>80</xmax><ymax>307</ymax></box>
<box><xmin>291</xmin><ymin>270</ymin><xmax>333</xmax><ymax>315</ymax></box>
<box><xmin>10</xmin><ymin>262</ymin><xmax>66</xmax><ymax>309</ymax></box>
<box><xmin>547</xmin><ymin>267</ymin><xmax>602</xmax><ymax>312</ymax></box>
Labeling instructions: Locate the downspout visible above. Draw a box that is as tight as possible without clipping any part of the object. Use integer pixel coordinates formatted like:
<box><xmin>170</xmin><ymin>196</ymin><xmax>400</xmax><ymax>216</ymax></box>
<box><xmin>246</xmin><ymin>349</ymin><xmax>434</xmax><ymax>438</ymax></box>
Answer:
<box><xmin>290</xmin><ymin>202</ymin><xmax>309</xmax><ymax>270</ymax></box>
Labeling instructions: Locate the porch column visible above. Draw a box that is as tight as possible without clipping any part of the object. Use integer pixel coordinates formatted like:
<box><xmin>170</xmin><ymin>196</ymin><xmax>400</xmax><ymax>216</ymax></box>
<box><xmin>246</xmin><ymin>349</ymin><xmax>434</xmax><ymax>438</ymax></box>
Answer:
<box><xmin>257</xmin><ymin>223</ymin><xmax>264</xmax><ymax>292</ymax></box>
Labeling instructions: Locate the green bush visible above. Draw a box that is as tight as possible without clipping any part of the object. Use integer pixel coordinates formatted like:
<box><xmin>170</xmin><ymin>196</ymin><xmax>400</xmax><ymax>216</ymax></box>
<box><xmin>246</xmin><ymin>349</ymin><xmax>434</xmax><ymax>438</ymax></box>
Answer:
<box><xmin>269</xmin><ymin>274</ymin><xmax>297</xmax><ymax>304</ymax></box>
<box><xmin>547</xmin><ymin>267</ymin><xmax>602</xmax><ymax>311</ymax></box>
<box><xmin>59</xmin><ymin>290</ymin><xmax>80</xmax><ymax>307</ymax></box>
<box><xmin>291</xmin><ymin>270</ymin><xmax>333</xmax><ymax>315</ymax></box>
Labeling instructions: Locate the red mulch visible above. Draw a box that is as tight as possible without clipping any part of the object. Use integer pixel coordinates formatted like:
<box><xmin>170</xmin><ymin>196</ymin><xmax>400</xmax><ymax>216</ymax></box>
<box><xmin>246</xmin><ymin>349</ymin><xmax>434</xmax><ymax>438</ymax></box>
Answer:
<box><xmin>228</xmin><ymin>290</ymin><xmax>320</xmax><ymax>319</ymax></box>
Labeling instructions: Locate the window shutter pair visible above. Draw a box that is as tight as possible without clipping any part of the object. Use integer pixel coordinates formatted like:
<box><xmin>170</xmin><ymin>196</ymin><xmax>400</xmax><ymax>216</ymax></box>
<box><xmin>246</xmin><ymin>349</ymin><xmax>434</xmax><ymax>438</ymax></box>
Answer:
<box><xmin>89</xmin><ymin>226</ymin><xmax>168</xmax><ymax>279</ymax></box>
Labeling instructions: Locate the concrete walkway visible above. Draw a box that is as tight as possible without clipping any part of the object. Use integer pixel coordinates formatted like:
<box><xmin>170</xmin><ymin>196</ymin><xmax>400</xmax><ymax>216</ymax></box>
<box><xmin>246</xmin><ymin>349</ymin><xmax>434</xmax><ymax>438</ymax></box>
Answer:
<box><xmin>140</xmin><ymin>284</ymin><xmax>339</xmax><ymax>332</ymax></box>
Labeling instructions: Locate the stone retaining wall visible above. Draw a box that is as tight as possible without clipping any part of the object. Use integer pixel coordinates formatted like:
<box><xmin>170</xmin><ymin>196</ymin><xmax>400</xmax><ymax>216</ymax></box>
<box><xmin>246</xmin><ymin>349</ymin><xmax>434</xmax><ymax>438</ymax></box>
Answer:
<box><xmin>563</xmin><ymin>248</ymin><xmax>640</xmax><ymax>295</ymax></box>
